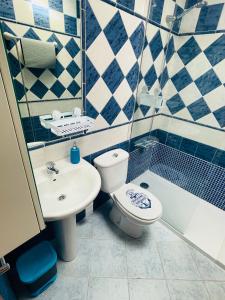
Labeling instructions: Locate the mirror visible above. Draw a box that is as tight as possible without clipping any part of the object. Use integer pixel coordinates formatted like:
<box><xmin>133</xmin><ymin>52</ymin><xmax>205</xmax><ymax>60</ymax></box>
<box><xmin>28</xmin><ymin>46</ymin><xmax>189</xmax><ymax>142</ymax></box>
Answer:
<box><xmin>1</xmin><ymin>0</ymin><xmax>82</xmax><ymax>146</ymax></box>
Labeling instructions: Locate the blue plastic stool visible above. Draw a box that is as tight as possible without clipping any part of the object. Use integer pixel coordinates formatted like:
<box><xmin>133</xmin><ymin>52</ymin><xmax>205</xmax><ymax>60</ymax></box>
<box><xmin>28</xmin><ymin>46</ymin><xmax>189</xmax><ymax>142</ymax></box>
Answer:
<box><xmin>16</xmin><ymin>241</ymin><xmax>57</xmax><ymax>297</ymax></box>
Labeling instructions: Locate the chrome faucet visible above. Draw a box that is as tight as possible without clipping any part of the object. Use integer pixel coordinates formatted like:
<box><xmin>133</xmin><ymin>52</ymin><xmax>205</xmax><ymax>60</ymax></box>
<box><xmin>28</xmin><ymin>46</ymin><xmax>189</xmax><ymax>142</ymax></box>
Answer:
<box><xmin>46</xmin><ymin>161</ymin><xmax>59</xmax><ymax>175</ymax></box>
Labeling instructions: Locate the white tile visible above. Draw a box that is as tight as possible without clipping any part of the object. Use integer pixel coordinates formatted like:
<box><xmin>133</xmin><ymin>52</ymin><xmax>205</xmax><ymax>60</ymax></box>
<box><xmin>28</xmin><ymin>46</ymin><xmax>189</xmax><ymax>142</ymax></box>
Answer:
<box><xmin>112</xmin><ymin>110</ymin><xmax>128</xmax><ymax>125</ymax></box>
<box><xmin>214</xmin><ymin>60</ymin><xmax>225</xmax><ymax>84</ymax></box>
<box><xmin>161</xmin><ymin>0</ymin><xmax>176</xmax><ymax>29</ymax></box>
<box><xmin>13</xmin><ymin>0</ymin><xmax>34</xmax><ymax>25</ymax></box>
<box><xmin>89</xmin><ymin>0</ymin><xmax>117</xmax><ymax>30</ymax></box>
<box><xmin>49</xmin><ymin>9</ymin><xmax>65</xmax><ymax>33</ymax></box>
<box><xmin>120</xmin><ymin>10</ymin><xmax>142</xmax><ymax>37</ymax></box>
<box><xmin>63</xmin><ymin>0</ymin><xmax>77</xmax><ymax>17</ymax></box>
<box><xmin>167</xmin><ymin>280</ymin><xmax>209</xmax><ymax>300</ymax></box>
<box><xmin>88</xmin><ymin>278</ymin><xmax>129</xmax><ymax>300</ymax></box>
<box><xmin>179</xmin><ymin>82</ymin><xmax>202</xmax><ymax>106</ymax></box>
<box><xmin>86</xmin><ymin>32</ymin><xmax>114</xmax><ymax>75</ymax></box>
<box><xmin>129</xmin><ymin>279</ymin><xmax>170</xmax><ymax>300</ymax></box>
<box><xmin>195</xmin><ymin>33</ymin><xmax>222</xmax><ymax>51</ymax></box>
<box><xmin>186</xmin><ymin>53</ymin><xmax>212</xmax><ymax>81</ymax></box>
<box><xmin>116</xmin><ymin>41</ymin><xmax>137</xmax><ymax>76</ymax></box>
<box><xmin>114</xmin><ymin>79</ymin><xmax>133</xmax><ymax>108</ymax></box>
<box><xmin>179</xmin><ymin>9</ymin><xmax>200</xmax><ymax>34</ymax></box>
<box><xmin>205</xmin><ymin>282</ymin><xmax>225</xmax><ymax>300</ymax></box>
<box><xmin>86</xmin><ymin>78</ymin><xmax>112</xmax><ymax>112</ymax></box>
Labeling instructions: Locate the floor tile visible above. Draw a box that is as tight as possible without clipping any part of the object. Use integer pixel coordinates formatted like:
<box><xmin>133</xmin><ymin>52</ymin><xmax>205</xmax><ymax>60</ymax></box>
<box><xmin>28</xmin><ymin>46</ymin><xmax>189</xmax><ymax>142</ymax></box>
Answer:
<box><xmin>167</xmin><ymin>280</ymin><xmax>209</xmax><ymax>300</ymax></box>
<box><xmin>89</xmin><ymin>239</ymin><xmax>127</xmax><ymax>277</ymax></box>
<box><xmin>87</xmin><ymin>278</ymin><xmax>129</xmax><ymax>300</ymax></box>
<box><xmin>157</xmin><ymin>241</ymin><xmax>200</xmax><ymax>280</ymax></box>
<box><xmin>128</xmin><ymin>279</ymin><xmax>170</xmax><ymax>300</ymax></box>
<box><xmin>191</xmin><ymin>250</ymin><xmax>225</xmax><ymax>281</ymax></box>
<box><xmin>148</xmin><ymin>222</ymin><xmax>180</xmax><ymax>242</ymax></box>
<box><xmin>57</xmin><ymin>239</ymin><xmax>92</xmax><ymax>278</ymax></box>
<box><xmin>126</xmin><ymin>238</ymin><xmax>164</xmax><ymax>279</ymax></box>
<box><xmin>77</xmin><ymin>218</ymin><xmax>93</xmax><ymax>239</ymax></box>
<box><xmin>205</xmin><ymin>281</ymin><xmax>225</xmax><ymax>300</ymax></box>
<box><xmin>20</xmin><ymin>277</ymin><xmax>88</xmax><ymax>300</ymax></box>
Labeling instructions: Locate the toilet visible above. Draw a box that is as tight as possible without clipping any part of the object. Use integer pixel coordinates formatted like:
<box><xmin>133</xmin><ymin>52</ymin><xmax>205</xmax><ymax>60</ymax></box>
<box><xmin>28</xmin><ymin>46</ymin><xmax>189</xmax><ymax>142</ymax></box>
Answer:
<box><xmin>94</xmin><ymin>148</ymin><xmax>162</xmax><ymax>238</ymax></box>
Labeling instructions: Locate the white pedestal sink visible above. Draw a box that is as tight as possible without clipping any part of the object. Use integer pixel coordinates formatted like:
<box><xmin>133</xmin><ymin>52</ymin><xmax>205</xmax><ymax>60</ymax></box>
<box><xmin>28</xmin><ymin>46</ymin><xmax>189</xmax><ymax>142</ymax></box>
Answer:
<box><xmin>34</xmin><ymin>158</ymin><xmax>101</xmax><ymax>261</ymax></box>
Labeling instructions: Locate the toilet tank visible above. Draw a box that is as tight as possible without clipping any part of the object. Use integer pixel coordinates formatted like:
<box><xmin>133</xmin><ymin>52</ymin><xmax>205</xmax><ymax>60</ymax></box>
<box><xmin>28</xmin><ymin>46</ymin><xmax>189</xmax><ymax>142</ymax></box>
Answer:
<box><xmin>94</xmin><ymin>149</ymin><xmax>129</xmax><ymax>193</ymax></box>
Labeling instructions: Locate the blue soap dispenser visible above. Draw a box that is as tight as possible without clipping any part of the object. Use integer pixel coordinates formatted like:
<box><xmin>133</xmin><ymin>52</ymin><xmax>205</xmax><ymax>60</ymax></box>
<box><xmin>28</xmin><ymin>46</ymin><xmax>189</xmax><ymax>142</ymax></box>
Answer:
<box><xmin>70</xmin><ymin>142</ymin><xmax>80</xmax><ymax>164</ymax></box>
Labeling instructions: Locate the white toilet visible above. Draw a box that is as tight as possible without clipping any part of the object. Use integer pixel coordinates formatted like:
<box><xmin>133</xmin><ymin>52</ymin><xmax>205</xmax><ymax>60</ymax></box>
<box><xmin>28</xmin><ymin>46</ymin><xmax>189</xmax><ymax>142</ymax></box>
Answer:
<box><xmin>94</xmin><ymin>148</ymin><xmax>162</xmax><ymax>238</ymax></box>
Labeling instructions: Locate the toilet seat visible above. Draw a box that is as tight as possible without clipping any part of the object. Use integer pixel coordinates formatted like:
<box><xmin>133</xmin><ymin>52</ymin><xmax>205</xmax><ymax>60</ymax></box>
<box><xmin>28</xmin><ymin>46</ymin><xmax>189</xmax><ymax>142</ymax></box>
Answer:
<box><xmin>111</xmin><ymin>183</ymin><xmax>162</xmax><ymax>223</ymax></box>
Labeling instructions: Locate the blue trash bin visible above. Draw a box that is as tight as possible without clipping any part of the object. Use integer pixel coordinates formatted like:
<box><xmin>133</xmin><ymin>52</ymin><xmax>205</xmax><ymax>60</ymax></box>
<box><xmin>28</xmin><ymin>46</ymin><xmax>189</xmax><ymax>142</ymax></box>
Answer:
<box><xmin>16</xmin><ymin>241</ymin><xmax>57</xmax><ymax>297</ymax></box>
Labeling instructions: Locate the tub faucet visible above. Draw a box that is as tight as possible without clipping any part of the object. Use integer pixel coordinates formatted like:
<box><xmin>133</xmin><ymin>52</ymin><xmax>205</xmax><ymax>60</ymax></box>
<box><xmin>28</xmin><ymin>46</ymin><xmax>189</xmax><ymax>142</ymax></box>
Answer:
<box><xmin>46</xmin><ymin>161</ymin><xmax>59</xmax><ymax>175</ymax></box>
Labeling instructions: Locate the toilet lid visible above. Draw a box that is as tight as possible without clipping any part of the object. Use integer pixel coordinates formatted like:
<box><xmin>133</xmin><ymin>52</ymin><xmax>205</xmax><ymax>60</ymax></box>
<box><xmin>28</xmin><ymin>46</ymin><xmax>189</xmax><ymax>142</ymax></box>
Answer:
<box><xmin>112</xmin><ymin>183</ymin><xmax>162</xmax><ymax>221</ymax></box>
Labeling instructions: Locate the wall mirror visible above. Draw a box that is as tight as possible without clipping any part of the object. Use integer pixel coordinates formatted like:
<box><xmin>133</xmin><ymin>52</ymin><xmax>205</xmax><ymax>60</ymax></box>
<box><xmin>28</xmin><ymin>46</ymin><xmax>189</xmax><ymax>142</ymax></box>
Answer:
<box><xmin>1</xmin><ymin>0</ymin><xmax>82</xmax><ymax>147</ymax></box>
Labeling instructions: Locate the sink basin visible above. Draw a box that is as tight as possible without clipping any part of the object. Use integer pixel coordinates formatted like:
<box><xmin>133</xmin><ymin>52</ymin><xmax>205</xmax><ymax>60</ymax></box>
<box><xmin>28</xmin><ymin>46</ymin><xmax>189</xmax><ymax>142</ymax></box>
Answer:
<box><xmin>34</xmin><ymin>158</ymin><xmax>101</xmax><ymax>261</ymax></box>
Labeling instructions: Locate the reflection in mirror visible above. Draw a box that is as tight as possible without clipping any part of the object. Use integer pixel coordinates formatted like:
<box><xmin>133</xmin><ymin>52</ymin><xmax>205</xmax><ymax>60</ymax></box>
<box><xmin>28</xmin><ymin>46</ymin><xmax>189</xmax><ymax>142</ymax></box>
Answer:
<box><xmin>1</xmin><ymin>0</ymin><xmax>82</xmax><ymax>147</ymax></box>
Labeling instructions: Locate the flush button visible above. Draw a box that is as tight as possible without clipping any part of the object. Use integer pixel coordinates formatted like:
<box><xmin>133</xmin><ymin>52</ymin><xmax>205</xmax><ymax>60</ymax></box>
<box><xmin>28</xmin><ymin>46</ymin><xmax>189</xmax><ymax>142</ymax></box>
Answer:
<box><xmin>113</xmin><ymin>153</ymin><xmax>118</xmax><ymax>158</ymax></box>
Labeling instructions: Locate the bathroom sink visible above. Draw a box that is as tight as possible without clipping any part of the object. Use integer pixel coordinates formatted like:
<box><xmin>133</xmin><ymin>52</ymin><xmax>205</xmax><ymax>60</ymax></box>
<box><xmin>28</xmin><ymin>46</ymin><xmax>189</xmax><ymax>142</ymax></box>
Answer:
<box><xmin>34</xmin><ymin>158</ymin><xmax>101</xmax><ymax>261</ymax></box>
<box><xmin>35</xmin><ymin>158</ymin><xmax>101</xmax><ymax>221</ymax></box>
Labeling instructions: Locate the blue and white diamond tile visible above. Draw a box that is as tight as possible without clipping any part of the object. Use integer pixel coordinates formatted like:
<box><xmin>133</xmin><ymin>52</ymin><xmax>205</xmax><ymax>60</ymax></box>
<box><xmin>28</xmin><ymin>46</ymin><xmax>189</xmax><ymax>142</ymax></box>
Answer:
<box><xmin>85</xmin><ymin>0</ymin><xmax>145</xmax><ymax>128</ymax></box>
<box><xmin>163</xmin><ymin>32</ymin><xmax>225</xmax><ymax>129</ymax></box>
<box><xmin>2</xmin><ymin>21</ymin><xmax>81</xmax><ymax>102</ymax></box>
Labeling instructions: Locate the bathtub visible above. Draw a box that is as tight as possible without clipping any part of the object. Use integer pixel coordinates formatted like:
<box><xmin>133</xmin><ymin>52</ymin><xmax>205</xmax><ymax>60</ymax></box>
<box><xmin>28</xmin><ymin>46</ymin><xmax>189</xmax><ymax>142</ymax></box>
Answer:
<box><xmin>133</xmin><ymin>170</ymin><xmax>225</xmax><ymax>266</ymax></box>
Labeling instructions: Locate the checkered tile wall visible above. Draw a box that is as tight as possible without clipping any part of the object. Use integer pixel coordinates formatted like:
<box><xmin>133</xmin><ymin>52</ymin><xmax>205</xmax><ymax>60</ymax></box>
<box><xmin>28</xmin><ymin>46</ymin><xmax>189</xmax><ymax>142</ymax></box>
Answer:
<box><xmin>0</xmin><ymin>0</ymin><xmax>80</xmax><ymax>36</ymax></box>
<box><xmin>85</xmin><ymin>0</ymin><xmax>145</xmax><ymax>130</ymax></box>
<box><xmin>2</xmin><ymin>21</ymin><xmax>81</xmax><ymax>102</ymax></box>
<box><xmin>161</xmin><ymin>33</ymin><xmax>225</xmax><ymax>129</ymax></box>
<box><xmin>180</xmin><ymin>0</ymin><xmax>225</xmax><ymax>34</ymax></box>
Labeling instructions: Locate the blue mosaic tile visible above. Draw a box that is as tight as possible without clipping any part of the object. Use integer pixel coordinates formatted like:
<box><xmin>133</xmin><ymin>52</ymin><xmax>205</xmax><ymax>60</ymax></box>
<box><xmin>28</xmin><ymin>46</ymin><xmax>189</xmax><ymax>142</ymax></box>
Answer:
<box><xmin>104</xmin><ymin>11</ymin><xmax>128</xmax><ymax>55</ymax></box>
<box><xmin>30</xmin><ymin>80</ymin><xmax>48</xmax><ymax>99</ymax></box>
<box><xmin>177</xmin><ymin>36</ymin><xmax>201</xmax><ymax>65</ymax></box>
<box><xmin>85</xmin><ymin>56</ymin><xmax>100</xmax><ymax>94</ymax></box>
<box><xmin>64</xmin><ymin>15</ymin><xmax>77</xmax><ymax>35</ymax></box>
<box><xmin>204</xmin><ymin>34</ymin><xmax>225</xmax><ymax>67</ymax></box>
<box><xmin>187</xmin><ymin>98</ymin><xmax>211</xmax><ymax>121</ymax></box>
<box><xmin>50</xmin><ymin>80</ymin><xmax>66</xmax><ymax>97</ymax></box>
<box><xmin>86</xmin><ymin>0</ymin><xmax>101</xmax><ymax>49</ymax></box>
<box><xmin>102</xmin><ymin>59</ymin><xmax>124</xmax><ymax>94</ymax></box>
<box><xmin>1</xmin><ymin>22</ymin><xmax>16</xmax><ymax>50</ymax></box>
<box><xmin>160</xmin><ymin>67</ymin><xmax>169</xmax><ymax>89</ymax></box>
<box><xmin>167</xmin><ymin>94</ymin><xmax>185</xmax><ymax>114</ymax></box>
<box><xmin>67</xmin><ymin>81</ymin><xmax>80</xmax><ymax>96</ymax></box>
<box><xmin>144</xmin><ymin>65</ymin><xmax>157</xmax><ymax>89</ymax></box>
<box><xmin>213</xmin><ymin>106</ymin><xmax>225</xmax><ymax>128</ymax></box>
<box><xmin>195</xmin><ymin>69</ymin><xmax>221</xmax><ymax>96</ymax></box>
<box><xmin>126</xmin><ymin>62</ymin><xmax>139</xmax><ymax>92</ymax></box>
<box><xmin>171</xmin><ymin>67</ymin><xmax>192</xmax><ymax>92</ymax></box>
<box><xmin>196</xmin><ymin>4</ymin><xmax>223</xmax><ymax>32</ymax></box>
<box><xmin>101</xmin><ymin>96</ymin><xmax>121</xmax><ymax>125</ymax></box>
<box><xmin>117</xmin><ymin>0</ymin><xmax>135</xmax><ymax>11</ymax></box>
<box><xmin>48</xmin><ymin>0</ymin><xmax>63</xmax><ymax>13</ymax></box>
<box><xmin>149</xmin><ymin>31</ymin><xmax>163</xmax><ymax>61</ymax></box>
<box><xmin>123</xmin><ymin>95</ymin><xmax>135</xmax><ymax>120</ymax></box>
<box><xmin>173</xmin><ymin>4</ymin><xmax>183</xmax><ymax>33</ymax></box>
<box><xmin>0</xmin><ymin>0</ymin><xmax>15</xmax><ymax>20</ymax></box>
<box><xmin>130</xmin><ymin>23</ymin><xmax>145</xmax><ymax>59</ymax></box>
<box><xmin>32</xmin><ymin>4</ymin><xmax>50</xmax><ymax>29</ymax></box>
<box><xmin>28</xmin><ymin>67</ymin><xmax>45</xmax><ymax>78</ymax></box>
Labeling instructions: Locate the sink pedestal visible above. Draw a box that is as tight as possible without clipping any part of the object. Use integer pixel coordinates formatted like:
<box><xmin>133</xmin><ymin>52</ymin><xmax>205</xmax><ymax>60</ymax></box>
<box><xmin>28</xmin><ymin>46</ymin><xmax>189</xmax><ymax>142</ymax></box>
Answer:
<box><xmin>53</xmin><ymin>216</ymin><xmax>77</xmax><ymax>261</ymax></box>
